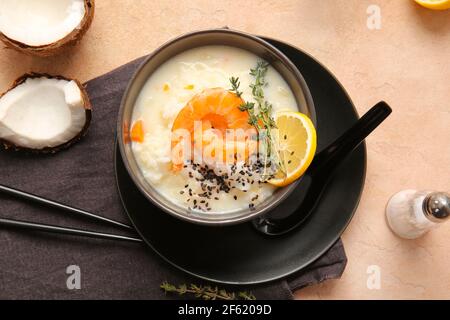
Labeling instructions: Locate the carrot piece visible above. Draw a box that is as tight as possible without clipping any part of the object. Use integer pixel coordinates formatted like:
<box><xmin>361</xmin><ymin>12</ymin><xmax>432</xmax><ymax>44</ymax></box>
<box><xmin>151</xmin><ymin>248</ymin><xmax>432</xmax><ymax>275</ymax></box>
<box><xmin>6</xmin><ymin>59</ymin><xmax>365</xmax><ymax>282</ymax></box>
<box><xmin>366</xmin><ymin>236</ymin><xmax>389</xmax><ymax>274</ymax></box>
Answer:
<box><xmin>131</xmin><ymin>120</ymin><xmax>144</xmax><ymax>143</ymax></box>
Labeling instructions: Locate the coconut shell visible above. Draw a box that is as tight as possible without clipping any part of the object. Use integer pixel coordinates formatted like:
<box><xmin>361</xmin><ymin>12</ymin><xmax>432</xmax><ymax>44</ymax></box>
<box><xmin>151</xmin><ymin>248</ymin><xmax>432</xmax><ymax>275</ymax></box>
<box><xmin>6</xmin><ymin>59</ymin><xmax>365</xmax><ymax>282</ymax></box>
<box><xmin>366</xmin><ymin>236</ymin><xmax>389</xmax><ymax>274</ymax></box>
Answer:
<box><xmin>0</xmin><ymin>72</ymin><xmax>92</xmax><ymax>154</ymax></box>
<box><xmin>0</xmin><ymin>0</ymin><xmax>95</xmax><ymax>57</ymax></box>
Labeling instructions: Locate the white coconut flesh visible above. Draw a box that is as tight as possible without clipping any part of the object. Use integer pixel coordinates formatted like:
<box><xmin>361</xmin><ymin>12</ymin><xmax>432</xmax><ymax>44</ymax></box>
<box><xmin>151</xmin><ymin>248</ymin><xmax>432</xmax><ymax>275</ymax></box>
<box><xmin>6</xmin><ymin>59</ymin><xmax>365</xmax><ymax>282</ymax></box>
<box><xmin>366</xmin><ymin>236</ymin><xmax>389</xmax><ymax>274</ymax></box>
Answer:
<box><xmin>0</xmin><ymin>0</ymin><xmax>85</xmax><ymax>46</ymax></box>
<box><xmin>0</xmin><ymin>77</ymin><xmax>87</xmax><ymax>150</ymax></box>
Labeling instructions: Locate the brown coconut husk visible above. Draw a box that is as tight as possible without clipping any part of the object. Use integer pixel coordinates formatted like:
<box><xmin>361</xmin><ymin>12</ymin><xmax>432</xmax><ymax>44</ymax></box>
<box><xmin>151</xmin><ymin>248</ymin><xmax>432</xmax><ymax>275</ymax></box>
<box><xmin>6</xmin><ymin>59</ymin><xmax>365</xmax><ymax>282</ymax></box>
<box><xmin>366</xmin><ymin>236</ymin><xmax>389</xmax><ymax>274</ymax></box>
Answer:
<box><xmin>0</xmin><ymin>0</ymin><xmax>95</xmax><ymax>57</ymax></box>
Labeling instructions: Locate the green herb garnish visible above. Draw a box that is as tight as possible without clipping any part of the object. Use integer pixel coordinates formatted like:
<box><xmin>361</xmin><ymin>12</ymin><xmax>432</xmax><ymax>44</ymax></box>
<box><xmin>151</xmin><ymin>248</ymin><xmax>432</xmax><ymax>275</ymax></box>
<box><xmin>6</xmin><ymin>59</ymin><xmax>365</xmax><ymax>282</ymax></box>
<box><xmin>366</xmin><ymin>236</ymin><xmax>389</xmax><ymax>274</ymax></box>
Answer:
<box><xmin>229</xmin><ymin>61</ymin><xmax>285</xmax><ymax>179</ymax></box>
<box><xmin>229</xmin><ymin>76</ymin><xmax>243</xmax><ymax>97</ymax></box>
<box><xmin>160</xmin><ymin>281</ymin><xmax>256</xmax><ymax>300</ymax></box>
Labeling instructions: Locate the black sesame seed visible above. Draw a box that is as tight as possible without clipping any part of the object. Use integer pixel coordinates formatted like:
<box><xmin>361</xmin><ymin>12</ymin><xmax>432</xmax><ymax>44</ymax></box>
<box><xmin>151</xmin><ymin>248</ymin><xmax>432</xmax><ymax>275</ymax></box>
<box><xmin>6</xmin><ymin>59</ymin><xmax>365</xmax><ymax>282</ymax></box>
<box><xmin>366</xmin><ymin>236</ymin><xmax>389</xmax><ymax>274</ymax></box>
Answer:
<box><xmin>284</xmin><ymin>134</ymin><xmax>287</xmax><ymax>140</ymax></box>
<box><xmin>234</xmin><ymin>195</ymin><xmax>237</xmax><ymax>200</ymax></box>
<box><xmin>179</xmin><ymin>191</ymin><xmax>184</xmax><ymax>194</ymax></box>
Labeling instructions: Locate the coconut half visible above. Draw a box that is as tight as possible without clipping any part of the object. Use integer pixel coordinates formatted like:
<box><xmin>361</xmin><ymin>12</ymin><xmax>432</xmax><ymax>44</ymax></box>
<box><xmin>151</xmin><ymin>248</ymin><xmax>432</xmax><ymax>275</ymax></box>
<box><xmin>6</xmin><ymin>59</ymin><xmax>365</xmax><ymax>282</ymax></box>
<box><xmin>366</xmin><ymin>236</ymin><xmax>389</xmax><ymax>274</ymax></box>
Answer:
<box><xmin>0</xmin><ymin>0</ymin><xmax>95</xmax><ymax>56</ymax></box>
<box><xmin>0</xmin><ymin>73</ymin><xmax>92</xmax><ymax>152</ymax></box>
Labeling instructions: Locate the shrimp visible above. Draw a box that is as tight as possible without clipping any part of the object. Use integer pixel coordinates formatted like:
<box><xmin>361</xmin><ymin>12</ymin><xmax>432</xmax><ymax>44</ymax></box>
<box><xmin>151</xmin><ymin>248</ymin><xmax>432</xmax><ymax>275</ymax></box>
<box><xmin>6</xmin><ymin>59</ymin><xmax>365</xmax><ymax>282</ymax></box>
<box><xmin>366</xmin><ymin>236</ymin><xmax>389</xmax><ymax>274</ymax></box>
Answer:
<box><xmin>171</xmin><ymin>88</ymin><xmax>256</xmax><ymax>170</ymax></box>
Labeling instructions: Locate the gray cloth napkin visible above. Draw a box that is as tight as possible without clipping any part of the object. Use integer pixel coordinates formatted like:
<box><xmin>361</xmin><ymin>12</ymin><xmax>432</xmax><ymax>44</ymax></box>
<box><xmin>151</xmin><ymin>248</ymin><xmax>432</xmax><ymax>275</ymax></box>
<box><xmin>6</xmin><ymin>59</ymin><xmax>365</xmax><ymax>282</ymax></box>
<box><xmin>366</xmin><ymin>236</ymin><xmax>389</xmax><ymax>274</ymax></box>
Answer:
<box><xmin>0</xmin><ymin>57</ymin><xmax>347</xmax><ymax>299</ymax></box>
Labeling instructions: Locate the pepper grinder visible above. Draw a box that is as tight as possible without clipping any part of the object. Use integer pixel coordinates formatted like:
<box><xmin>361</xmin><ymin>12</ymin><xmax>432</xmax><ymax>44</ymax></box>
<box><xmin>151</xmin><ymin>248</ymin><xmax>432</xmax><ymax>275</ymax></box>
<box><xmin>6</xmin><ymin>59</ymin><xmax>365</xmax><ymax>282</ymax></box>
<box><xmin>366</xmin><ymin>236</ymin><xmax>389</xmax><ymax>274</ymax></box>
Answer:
<box><xmin>386</xmin><ymin>190</ymin><xmax>450</xmax><ymax>239</ymax></box>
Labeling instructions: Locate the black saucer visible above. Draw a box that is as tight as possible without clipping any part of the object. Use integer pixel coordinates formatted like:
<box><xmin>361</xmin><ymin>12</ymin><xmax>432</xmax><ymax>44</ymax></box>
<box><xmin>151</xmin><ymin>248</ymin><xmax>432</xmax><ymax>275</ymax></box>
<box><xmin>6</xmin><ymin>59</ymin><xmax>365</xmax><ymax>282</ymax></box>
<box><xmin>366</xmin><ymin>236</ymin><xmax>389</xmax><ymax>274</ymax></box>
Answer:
<box><xmin>114</xmin><ymin>38</ymin><xmax>366</xmax><ymax>285</ymax></box>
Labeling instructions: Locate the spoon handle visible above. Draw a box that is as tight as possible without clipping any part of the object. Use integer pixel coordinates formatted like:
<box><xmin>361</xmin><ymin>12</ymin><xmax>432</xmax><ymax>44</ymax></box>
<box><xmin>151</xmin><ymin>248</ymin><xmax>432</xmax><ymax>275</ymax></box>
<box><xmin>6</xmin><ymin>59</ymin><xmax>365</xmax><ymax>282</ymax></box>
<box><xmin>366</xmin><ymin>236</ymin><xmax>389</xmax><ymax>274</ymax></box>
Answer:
<box><xmin>253</xmin><ymin>101</ymin><xmax>392</xmax><ymax>236</ymax></box>
<box><xmin>309</xmin><ymin>101</ymin><xmax>392</xmax><ymax>175</ymax></box>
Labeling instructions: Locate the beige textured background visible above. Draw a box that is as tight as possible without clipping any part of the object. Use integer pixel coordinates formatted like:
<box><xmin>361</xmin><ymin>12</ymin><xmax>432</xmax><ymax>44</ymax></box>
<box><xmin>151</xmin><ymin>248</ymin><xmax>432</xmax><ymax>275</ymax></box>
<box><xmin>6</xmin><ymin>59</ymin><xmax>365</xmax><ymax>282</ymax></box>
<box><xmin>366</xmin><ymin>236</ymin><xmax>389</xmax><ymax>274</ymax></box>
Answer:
<box><xmin>0</xmin><ymin>0</ymin><xmax>448</xmax><ymax>299</ymax></box>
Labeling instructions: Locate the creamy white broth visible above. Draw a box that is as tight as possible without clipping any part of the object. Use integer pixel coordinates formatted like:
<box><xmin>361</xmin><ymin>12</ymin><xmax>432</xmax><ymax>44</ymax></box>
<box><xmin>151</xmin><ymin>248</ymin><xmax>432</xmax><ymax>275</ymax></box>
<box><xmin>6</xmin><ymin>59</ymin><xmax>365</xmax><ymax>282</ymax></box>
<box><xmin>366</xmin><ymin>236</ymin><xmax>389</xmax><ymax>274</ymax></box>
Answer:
<box><xmin>131</xmin><ymin>45</ymin><xmax>299</xmax><ymax>213</ymax></box>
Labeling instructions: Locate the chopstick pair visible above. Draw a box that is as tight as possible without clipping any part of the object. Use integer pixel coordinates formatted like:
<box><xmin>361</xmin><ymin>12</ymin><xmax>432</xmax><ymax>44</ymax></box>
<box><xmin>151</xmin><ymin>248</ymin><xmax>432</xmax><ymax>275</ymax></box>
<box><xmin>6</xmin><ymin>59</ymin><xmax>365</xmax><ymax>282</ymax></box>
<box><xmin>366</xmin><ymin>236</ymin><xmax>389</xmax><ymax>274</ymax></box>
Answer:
<box><xmin>0</xmin><ymin>184</ymin><xmax>142</xmax><ymax>243</ymax></box>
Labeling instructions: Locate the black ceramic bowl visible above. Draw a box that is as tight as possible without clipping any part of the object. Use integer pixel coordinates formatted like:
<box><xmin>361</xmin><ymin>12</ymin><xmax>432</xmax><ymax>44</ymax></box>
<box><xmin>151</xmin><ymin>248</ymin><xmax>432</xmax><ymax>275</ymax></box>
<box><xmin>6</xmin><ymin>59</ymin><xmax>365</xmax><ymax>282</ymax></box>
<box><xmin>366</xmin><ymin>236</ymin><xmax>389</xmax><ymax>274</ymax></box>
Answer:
<box><xmin>118</xmin><ymin>28</ymin><xmax>316</xmax><ymax>225</ymax></box>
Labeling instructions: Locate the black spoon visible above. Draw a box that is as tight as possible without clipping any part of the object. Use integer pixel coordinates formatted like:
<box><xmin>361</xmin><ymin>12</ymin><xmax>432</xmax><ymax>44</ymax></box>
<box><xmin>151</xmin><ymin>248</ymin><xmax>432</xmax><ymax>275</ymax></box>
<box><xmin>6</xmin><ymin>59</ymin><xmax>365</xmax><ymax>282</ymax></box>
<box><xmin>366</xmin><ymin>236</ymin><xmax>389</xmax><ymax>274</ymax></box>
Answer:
<box><xmin>252</xmin><ymin>101</ymin><xmax>392</xmax><ymax>236</ymax></box>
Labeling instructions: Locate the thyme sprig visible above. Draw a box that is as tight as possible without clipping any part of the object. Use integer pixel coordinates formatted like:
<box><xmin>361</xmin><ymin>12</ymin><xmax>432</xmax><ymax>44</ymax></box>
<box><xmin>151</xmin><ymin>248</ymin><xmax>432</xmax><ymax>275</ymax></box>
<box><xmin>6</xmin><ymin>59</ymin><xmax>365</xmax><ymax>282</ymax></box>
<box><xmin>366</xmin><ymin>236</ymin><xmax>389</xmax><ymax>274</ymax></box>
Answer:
<box><xmin>160</xmin><ymin>281</ymin><xmax>256</xmax><ymax>300</ymax></box>
<box><xmin>229</xmin><ymin>61</ymin><xmax>285</xmax><ymax>179</ymax></box>
<box><xmin>229</xmin><ymin>76</ymin><xmax>243</xmax><ymax>97</ymax></box>
<box><xmin>238</xmin><ymin>101</ymin><xmax>258</xmax><ymax>127</ymax></box>
<box><xmin>249</xmin><ymin>61</ymin><xmax>269</xmax><ymax>106</ymax></box>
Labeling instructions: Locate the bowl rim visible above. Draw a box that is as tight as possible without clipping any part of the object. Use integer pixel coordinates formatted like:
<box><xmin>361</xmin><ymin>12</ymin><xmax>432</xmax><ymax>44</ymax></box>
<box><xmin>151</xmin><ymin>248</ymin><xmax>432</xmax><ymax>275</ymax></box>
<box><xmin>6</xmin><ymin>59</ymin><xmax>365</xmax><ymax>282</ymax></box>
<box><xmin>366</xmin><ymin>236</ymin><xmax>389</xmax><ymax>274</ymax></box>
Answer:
<box><xmin>117</xmin><ymin>28</ymin><xmax>316</xmax><ymax>226</ymax></box>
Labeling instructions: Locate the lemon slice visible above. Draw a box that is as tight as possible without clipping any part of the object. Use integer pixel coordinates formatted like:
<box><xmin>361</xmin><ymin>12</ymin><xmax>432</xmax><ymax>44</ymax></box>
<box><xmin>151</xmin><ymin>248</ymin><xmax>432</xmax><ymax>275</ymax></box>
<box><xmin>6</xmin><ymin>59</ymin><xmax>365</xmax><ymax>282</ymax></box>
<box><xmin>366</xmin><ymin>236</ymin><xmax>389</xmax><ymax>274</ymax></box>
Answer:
<box><xmin>268</xmin><ymin>111</ymin><xmax>317</xmax><ymax>187</ymax></box>
<box><xmin>414</xmin><ymin>0</ymin><xmax>450</xmax><ymax>10</ymax></box>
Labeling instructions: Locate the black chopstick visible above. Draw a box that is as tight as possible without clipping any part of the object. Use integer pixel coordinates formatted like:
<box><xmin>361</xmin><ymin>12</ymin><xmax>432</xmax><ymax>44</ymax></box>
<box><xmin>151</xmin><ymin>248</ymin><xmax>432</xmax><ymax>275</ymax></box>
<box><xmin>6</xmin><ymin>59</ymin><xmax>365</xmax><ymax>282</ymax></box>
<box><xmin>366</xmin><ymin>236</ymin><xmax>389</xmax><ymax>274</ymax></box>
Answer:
<box><xmin>0</xmin><ymin>217</ymin><xmax>142</xmax><ymax>243</ymax></box>
<box><xmin>0</xmin><ymin>184</ymin><xmax>132</xmax><ymax>230</ymax></box>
